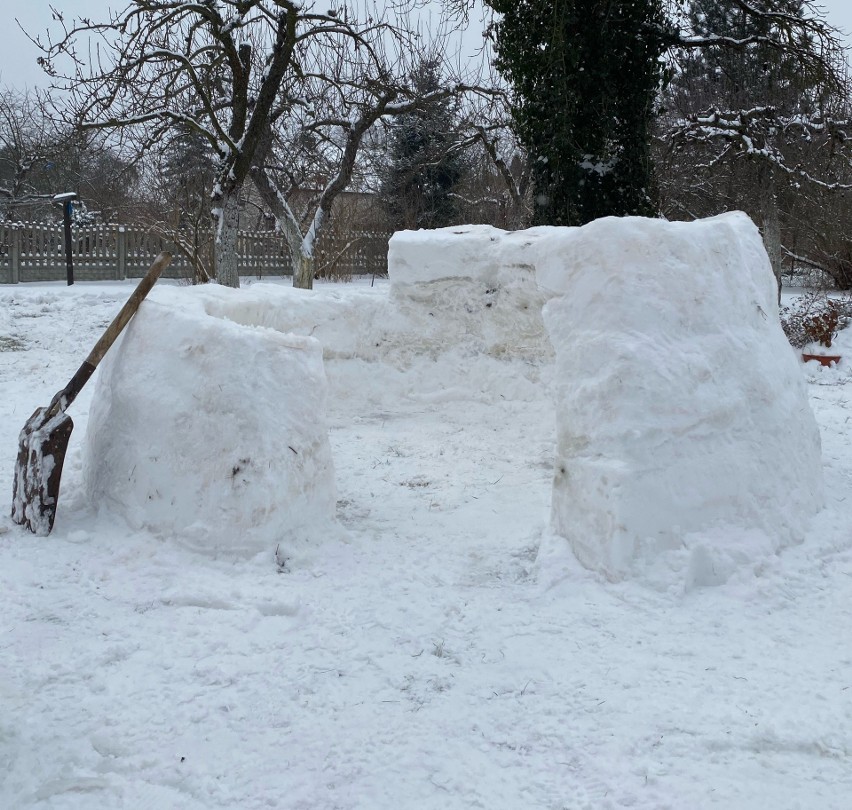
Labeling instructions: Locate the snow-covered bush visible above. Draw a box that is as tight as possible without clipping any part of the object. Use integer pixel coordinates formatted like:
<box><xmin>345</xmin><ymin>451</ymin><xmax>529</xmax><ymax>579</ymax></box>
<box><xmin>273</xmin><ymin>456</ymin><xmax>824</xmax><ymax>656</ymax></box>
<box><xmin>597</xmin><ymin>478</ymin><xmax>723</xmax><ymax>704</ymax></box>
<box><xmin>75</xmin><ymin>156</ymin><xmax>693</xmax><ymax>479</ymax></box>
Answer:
<box><xmin>780</xmin><ymin>292</ymin><xmax>852</xmax><ymax>349</ymax></box>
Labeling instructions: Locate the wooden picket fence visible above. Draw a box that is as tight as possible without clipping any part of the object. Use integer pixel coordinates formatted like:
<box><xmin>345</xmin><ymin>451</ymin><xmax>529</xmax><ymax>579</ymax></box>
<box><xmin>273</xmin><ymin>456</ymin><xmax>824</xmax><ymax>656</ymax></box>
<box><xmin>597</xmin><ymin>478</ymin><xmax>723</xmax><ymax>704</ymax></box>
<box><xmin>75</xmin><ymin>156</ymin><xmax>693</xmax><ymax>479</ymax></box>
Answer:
<box><xmin>0</xmin><ymin>221</ymin><xmax>393</xmax><ymax>283</ymax></box>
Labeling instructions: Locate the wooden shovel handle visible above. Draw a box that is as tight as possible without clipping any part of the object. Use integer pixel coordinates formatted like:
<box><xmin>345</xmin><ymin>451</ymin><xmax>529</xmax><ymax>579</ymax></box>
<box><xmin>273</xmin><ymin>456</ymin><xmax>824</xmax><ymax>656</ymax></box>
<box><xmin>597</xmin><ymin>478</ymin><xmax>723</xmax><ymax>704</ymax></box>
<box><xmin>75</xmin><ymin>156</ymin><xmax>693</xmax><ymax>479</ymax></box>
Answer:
<box><xmin>85</xmin><ymin>251</ymin><xmax>172</xmax><ymax>367</ymax></box>
<box><xmin>51</xmin><ymin>252</ymin><xmax>172</xmax><ymax>414</ymax></box>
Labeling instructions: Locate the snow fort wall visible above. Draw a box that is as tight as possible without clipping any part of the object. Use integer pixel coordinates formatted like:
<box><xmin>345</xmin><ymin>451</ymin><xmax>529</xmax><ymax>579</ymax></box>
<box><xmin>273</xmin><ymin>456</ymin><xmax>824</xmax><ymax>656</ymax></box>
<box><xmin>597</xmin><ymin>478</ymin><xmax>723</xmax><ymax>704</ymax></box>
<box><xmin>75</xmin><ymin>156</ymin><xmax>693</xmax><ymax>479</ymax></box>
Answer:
<box><xmin>538</xmin><ymin>212</ymin><xmax>823</xmax><ymax>581</ymax></box>
<box><xmin>386</xmin><ymin>225</ymin><xmax>553</xmax><ymax>361</ymax></box>
<box><xmin>82</xmin><ymin>288</ymin><xmax>337</xmax><ymax>557</ymax></box>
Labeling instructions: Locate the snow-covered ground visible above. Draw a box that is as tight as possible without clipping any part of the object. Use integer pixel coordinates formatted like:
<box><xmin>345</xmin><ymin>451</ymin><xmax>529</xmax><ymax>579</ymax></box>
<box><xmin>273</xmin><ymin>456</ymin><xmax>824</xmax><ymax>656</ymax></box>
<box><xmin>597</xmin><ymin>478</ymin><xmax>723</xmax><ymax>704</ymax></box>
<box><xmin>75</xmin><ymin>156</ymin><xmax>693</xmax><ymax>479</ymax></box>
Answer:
<box><xmin>2</xmin><ymin>267</ymin><xmax>852</xmax><ymax>809</ymax></box>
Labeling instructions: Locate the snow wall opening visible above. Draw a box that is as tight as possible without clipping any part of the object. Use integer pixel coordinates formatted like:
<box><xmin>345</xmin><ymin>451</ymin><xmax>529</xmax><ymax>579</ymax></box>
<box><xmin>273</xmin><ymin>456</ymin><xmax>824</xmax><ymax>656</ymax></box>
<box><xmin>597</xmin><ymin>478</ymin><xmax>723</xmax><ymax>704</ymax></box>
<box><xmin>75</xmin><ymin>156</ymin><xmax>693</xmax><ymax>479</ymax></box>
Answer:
<box><xmin>82</xmin><ymin>212</ymin><xmax>823</xmax><ymax>582</ymax></box>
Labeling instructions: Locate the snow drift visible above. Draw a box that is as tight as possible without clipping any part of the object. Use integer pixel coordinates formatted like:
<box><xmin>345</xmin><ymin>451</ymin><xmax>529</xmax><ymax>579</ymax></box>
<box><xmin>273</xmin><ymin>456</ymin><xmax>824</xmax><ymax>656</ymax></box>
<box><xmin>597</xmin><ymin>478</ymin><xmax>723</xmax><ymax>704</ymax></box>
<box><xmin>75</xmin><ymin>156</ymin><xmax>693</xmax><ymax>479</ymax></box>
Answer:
<box><xmin>83</xmin><ymin>294</ymin><xmax>337</xmax><ymax>557</ymax></box>
<box><xmin>537</xmin><ymin>212</ymin><xmax>823</xmax><ymax>581</ymax></box>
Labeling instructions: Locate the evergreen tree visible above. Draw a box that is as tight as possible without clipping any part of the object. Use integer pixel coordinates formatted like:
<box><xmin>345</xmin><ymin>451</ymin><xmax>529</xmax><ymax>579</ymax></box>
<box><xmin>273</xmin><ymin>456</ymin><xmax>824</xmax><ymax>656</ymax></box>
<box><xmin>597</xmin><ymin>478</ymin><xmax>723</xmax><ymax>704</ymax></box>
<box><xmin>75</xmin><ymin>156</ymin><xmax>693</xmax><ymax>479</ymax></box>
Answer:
<box><xmin>485</xmin><ymin>0</ymin><xmax>670</xmax><ymax>226</ymax></box>
<box><xmin>159</xmin><ymin>127</ymin><xmax>217</xmax><ymax>229</ymax></box>
<box><xmin>379</xmin><ymin>58</ymin><xmax>469</xmax><ymax>230</ymax></box>
<box><xmin>150</xmin><ymin>127</ymin><xmax>218</xmax><ymax>282</ymax></box>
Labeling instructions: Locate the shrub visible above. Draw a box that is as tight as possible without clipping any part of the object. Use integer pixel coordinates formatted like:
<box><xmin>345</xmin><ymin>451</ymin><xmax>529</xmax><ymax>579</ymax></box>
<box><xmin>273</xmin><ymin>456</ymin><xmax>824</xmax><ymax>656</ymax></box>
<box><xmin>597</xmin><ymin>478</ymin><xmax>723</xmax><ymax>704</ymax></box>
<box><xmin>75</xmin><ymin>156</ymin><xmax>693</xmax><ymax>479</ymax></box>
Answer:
<box><xmin>780</xmin><ymin>292</ymin><xmax>852</xmax><ymax>349</ymax></box>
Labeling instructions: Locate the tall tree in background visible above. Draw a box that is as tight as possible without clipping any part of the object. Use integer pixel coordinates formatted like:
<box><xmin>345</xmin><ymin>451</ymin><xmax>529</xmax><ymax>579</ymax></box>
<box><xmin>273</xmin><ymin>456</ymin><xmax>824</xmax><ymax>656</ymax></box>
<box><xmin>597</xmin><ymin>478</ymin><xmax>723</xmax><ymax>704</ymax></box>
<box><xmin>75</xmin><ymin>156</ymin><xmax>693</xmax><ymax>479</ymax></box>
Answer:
<box><xmin>0</xmin><ymin>89</ymin><xmax>57</xmax><ymax>219</ymax></box>
<box><xmin>483</xmin><ymin>0</ymin><xmax>846</xmax><ymax>234</ymax></box>
<box><xmin>661</xmin><ymin>0</ymin><xmax>850</xmax><ymax>291</ymax></box>
<box><xmin>485</xmin><ymin>0</ymin><xmax>670</xmax><ymax>226</ymax></box>
<box><xmin>37</xmin><ymin>1</ymin><xmax>450</xmax><ymax>289</ymax></box>
<box><xmin>0</xmin><ymin>87</ymin><xmax>141</xmax><ymax>222</ymax></box>
<box><xmin>147</xmin><ymin>127</ymin><xmax>218</xmax><ymax>282</ymax></box>
<box><xmin>378</xmin><ymin>58</ymin><xmax>469</xmax><ymax>230</ymax></box>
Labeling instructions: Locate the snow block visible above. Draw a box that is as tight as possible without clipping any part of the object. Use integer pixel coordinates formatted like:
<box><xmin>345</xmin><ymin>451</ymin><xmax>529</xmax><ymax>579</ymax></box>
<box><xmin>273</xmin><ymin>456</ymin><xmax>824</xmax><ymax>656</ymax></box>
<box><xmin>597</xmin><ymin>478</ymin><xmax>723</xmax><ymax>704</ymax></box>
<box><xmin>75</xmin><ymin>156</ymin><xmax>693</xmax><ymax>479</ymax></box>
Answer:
<box><xmin>388</xmin><ymin>224</ymin><xmax>508</xmax><ymax>291</ymax></box>
<box><xmin>386</xmin><ymin>225</ymin><xmax>552</xmax><ymax>360</ymax></box>
<box><xmin>82</xmin><ymin>288</ymin><xmax>337</xmax><ymax>556</ymax></box>
<box><xmin>541</xmin><ymin>212</ymin><xmax>823</xmax><ymax>581</ymax></box>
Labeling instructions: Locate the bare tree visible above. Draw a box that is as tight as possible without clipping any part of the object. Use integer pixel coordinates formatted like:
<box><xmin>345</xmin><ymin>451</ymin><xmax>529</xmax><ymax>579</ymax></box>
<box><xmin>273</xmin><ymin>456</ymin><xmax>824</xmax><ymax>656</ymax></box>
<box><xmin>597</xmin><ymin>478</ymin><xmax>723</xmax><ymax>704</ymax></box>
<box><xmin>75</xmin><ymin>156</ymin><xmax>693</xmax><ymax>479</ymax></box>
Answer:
<box><xmin>659</xmin><ymin>0</ymin><xmax>851</xmax><ymax>294</ymax></box>
<box><xmin>0</xmin><ymin>88</ymin><xmax>62</xmax><ymax>219</ymax></box>
<box><xmin>246</xmin><ymin>29</ymin><xmax>496</xmax><ymax>288</ymax></box>
<box><xmin>34</xmin><ymin>1</ymin><xmax>457</xmax><ymax>288</ymax></box>
<box><xmin>451</xmin><ymin>95</ymin><xmax>531</xmax><ymax>230</ymax></box>
<box><xmin>0</xmin><ymin>86</ymin><xmax>143</xmax><ymax>222</ymax></box>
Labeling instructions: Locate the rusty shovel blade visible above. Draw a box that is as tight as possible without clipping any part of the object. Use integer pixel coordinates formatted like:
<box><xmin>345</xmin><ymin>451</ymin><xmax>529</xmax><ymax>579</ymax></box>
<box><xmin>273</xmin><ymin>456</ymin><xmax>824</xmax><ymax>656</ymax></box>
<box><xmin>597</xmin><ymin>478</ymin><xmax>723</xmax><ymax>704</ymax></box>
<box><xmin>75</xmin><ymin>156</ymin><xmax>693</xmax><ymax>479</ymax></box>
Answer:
<box><xmin>12</xmin><ymin>403</ymin><xmax>74</xmax><ymax>535</ymax></box>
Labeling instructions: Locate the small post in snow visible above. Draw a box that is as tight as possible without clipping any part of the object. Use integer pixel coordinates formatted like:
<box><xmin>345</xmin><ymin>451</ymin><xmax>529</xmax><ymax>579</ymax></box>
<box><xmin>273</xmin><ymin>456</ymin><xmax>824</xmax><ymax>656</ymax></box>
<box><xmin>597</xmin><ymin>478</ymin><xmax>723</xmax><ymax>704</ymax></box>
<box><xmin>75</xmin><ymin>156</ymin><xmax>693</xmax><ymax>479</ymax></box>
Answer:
<box><xmin>53</xmin><ymin>192</ymin><xmax>78</xmax><ymax>286</ymax></box>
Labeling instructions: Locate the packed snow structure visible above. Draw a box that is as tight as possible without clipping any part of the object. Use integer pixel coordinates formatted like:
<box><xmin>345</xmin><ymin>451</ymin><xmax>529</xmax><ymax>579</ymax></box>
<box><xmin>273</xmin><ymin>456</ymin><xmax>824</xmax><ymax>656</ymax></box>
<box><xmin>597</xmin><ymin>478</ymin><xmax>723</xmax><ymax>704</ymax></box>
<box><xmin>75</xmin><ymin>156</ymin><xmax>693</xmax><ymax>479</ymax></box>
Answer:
<box><xmin>83</xmin><ymin>213</ymin><xmax>822</xmax><ymax>579</ymax></box>
<box><xmin>536</xmin><ymin>212</ymin><xmax>824</xmax><ymax>581</ymax></box>
<box><xmin>83</xmin><ymin>293</ymin><xmax>337</xmax><ymax>556</ymax></box>
<box><xmin>389</xmin><ymin>214</ymin><xmax>824</xmax><ymax>583</ymax></box>
<box><xmin>386</xmin><ymin>224</ymin><xmax>552</xmax><ymax>362</ymax></box>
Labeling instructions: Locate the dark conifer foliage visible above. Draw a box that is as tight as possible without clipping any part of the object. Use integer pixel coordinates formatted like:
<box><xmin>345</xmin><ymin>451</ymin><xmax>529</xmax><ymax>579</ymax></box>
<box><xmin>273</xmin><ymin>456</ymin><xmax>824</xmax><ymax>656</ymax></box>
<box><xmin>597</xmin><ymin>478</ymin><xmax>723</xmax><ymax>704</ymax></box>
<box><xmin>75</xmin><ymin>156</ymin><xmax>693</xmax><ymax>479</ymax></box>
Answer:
<box><xmin>379</xmin><ymin>58</ymin><xmax>469</xmax><ymax>230</ymax></box>
<box><xmin>485</xmin><ymin>0</ymin><xmax>671</xmax><ymax>226</ymax></box>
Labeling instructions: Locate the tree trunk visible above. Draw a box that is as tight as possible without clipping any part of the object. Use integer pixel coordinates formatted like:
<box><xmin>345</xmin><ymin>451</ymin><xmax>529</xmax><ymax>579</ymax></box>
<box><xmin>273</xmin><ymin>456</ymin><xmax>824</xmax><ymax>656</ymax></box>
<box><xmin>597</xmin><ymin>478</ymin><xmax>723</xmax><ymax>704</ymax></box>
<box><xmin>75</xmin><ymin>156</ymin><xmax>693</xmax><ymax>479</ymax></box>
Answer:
<box><xmin>293</xmin><ymin>248</ymin><xmax>314</xmax><ymax>290</ymax></box>
<box><xmin>214</xmin><ymin>191</ymin><xmax>241</xmax><ymax>288</ymax></box>
<box><xmin>759</xmin><ymin>166</ymin><xmax>782</xmax><ymax>303</ymax></box>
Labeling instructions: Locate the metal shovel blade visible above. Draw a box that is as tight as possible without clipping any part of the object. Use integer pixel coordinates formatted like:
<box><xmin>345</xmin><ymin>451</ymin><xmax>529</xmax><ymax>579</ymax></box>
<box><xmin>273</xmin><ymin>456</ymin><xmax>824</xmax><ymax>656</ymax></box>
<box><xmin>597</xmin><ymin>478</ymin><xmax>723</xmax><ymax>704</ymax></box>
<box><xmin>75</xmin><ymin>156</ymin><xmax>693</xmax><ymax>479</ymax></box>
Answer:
<box><xmin>12</xmin><ymin>404</ymin><xmax>74</xmax><ymax>536</ymax></box>
<box><xmin>9</xmin><ymin>251</ymin><xmax>171</xmax><ymax>536</ymax></box>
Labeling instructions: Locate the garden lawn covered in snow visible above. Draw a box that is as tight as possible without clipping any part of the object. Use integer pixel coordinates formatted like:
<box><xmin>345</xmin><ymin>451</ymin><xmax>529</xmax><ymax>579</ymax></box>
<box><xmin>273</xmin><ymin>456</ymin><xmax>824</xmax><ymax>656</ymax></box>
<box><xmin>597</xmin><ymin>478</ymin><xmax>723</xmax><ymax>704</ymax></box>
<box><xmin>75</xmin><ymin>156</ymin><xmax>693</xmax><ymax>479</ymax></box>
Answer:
<box><xmin>2</xmin><ymin>214</ymin><xmax>852</xmax><ymax>809</ymax></box>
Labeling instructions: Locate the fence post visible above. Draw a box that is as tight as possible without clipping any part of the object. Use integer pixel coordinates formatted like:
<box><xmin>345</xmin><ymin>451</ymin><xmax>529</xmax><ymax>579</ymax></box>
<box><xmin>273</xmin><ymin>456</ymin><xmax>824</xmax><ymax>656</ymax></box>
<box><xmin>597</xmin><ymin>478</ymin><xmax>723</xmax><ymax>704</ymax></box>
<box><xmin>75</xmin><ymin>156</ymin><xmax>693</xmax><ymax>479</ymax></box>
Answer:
<box><xmin>10</xmin><ymin>225</ymin><xmax>20</xmax><ymax>284</ymax></box>
<box><xmin>116</xmin><ymin>226</ymin><xmax>127</xmax><ymax>280</ymax></box>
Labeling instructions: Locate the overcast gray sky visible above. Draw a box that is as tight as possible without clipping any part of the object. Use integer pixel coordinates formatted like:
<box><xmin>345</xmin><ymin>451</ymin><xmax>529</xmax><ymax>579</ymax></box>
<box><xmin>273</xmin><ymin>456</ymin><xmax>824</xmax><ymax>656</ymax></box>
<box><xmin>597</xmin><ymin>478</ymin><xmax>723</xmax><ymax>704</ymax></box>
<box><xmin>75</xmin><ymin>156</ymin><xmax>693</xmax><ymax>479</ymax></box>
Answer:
<box><xmin>2</xmin><ymin>1</ymin><xmax>851</xmax><ymax>90</ymax></box>
<box><xmin>0</xmin><ymin>1</ymin><xmax>490</xmax><ymax>89</ymax></box>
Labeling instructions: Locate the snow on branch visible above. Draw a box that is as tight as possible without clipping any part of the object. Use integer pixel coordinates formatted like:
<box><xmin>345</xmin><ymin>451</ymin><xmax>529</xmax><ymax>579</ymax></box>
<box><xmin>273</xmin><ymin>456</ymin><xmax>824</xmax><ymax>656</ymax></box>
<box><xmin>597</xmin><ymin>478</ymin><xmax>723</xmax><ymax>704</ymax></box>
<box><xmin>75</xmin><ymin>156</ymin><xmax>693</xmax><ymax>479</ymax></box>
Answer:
<box><xmin>782</xmin><ymin>246</ymin><xmax>833</xmax><ymax>275</ymax></box>
<box><xmin>670</xmin><ymin>106</ymin><xmax>852</xmax><ymax>189</ymax></box>
<box><xmin>670</xmin><ymin>0</ymin><xmax>846</xmax><ymax>97</ymax></box>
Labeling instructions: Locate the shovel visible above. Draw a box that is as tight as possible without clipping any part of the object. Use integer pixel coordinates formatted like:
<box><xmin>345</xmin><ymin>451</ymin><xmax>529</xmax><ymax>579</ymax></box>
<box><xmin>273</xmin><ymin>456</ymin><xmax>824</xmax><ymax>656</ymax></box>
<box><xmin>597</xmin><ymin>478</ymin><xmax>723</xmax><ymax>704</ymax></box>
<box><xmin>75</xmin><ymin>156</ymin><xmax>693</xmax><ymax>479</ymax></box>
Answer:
<box><xmin>11</xmin><ymin>252</ymin><xmax>173</xmax><ymax>535</ymax></box>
